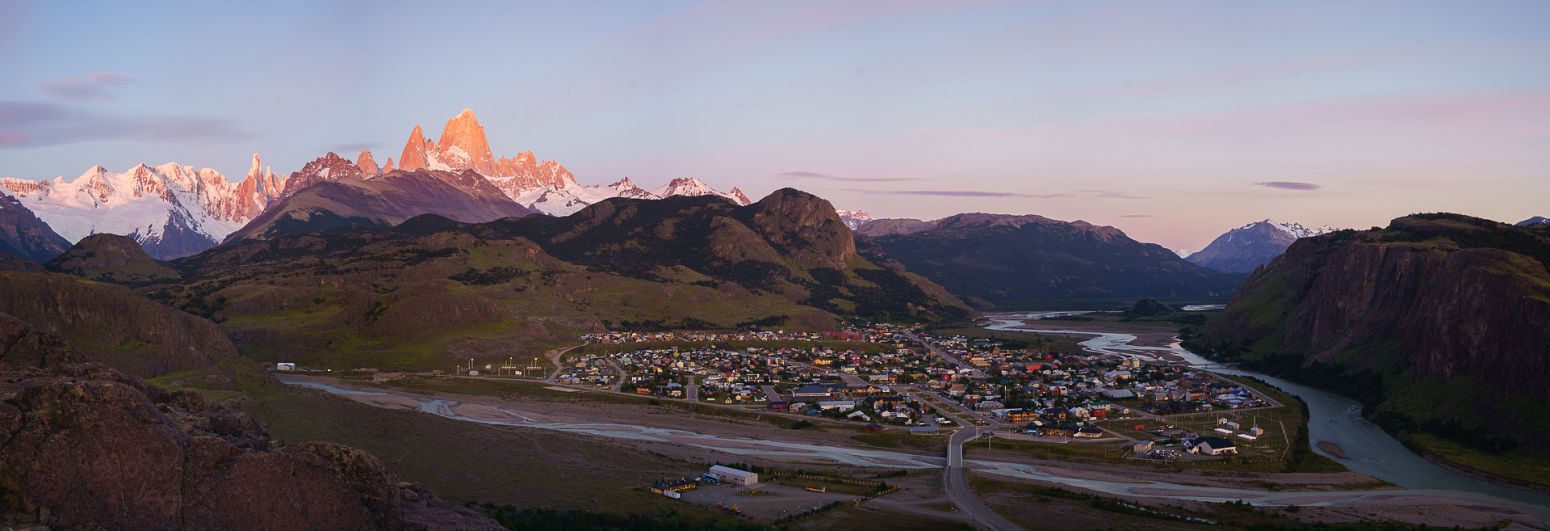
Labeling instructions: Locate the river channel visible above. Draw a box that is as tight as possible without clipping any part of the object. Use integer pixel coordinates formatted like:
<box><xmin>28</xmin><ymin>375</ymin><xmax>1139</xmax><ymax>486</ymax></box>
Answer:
<box><xmin>983</xmin><ymin>311</ymin><xmax>1550</xmax><ymax>514</ymax></box>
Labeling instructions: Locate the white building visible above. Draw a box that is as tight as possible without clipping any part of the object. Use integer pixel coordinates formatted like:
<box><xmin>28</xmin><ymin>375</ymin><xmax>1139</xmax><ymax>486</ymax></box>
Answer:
<box><xmin>709</xmin><ymin>465</ymin><xmax>759</xmax><ymax>486</ymax></box>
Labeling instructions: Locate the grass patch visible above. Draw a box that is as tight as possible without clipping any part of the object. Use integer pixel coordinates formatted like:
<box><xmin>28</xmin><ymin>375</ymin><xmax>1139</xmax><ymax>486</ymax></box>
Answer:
<box><xmin>241</xmin><ymin>385</ymin><xmax>714</xmax><ymax>515</ymax></box>
<box><xmin>1401</xmin><ymin>432</ymin><xmax>1550</xmax><ymax>490</ymax></box>
<box><xmin>850</xmin><ymin>431</ymin><xmax>948</xmax><ymax>453</ymax></box>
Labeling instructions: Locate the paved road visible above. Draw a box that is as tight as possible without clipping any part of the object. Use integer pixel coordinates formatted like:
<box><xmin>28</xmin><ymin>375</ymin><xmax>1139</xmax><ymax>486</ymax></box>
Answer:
<box><xmin>836</xmin><ymin>371</ymin><xmax>869</xmax><ymax>387</ymax></box>
<box><xmin>945</xmin><ymin>426</ymin><xmax>1024</xmax><ymax>531</ymax></box>
<box><xmin>761</xmin><ymin>384</ymin><xmax>783</xmax><ymax>403</ymax></box>
<box><xmin>686</xmin><ymin>375</ymin><xmax>699</xmax><ymax>401</ymax></box>
<box><xmin>544</xmin><ymin>344</ymin><xmax>584</xmax><ymax>382</ymax></box>
<box><xmin>900</xmin><ymin>332</ymin><xmax>1003</xmax><ymax>427</ymax></box>
<box><xmin>900</xmin><ymin>384</ymin><xmax>1023</xmax><ymax>531</ymax></box>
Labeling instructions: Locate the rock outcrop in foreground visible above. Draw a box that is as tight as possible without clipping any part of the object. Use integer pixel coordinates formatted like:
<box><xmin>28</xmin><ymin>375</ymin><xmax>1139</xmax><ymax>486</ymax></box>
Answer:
<box><xmin>0</xmin><ymin>313</ymin><xmax>500</xmax><ymax>530</ymax></box>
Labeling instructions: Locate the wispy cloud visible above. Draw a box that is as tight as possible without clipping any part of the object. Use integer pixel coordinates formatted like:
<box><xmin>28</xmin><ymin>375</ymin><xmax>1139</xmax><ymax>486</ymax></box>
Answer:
<box><xmin>842</xmin><ymin>188</ymin><xmax>1068</xmax><ymax>198</ymax></box>
<box><xmin>1118</xmin><ymin>214</ymin><xmax>1152</xmax><ymax>218</ymax></box>
<box><xmin>37</xmin><ymin>72</ymin><xmax>133</xmax><ymax>101</ymax></box>
<box><xmin>1254</xmin><ymin>181</ymin><xmax>1321</xmax><ymax>191</ymax></box>
<box><xmin>0</xmin><ymin>101</ymin><xmax>254</xmax><ymax>148</ymax></box>
<box><xmin>778</xmin><ymin>170</ymin><xmax>917</xmax><ymax>182</ymax></box>
<box><xmin>1081</xmin><ymin>189</ymin><xmax>1148</xmax><ymax>199</ymax></box>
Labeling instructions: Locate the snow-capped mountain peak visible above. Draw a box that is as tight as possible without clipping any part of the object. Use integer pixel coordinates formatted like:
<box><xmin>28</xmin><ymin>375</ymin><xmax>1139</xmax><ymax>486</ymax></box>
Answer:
<box><xmin>1189</xmin><ymin>219</ymin><xmax>1340</xmax><ymax>273</ymax></box>
<box><xmin>1238</xmin><ymin>219</ymin><xmax>1335</xmax><ymax>239</ymax></box>
<box><xmin>0</xmin><ymin>157</ymin><xmax>290</xmax><ymax>259</ymax></box>
<box><xmin>646</xmin><ymin>177</ymin><xmax>751</xmax><ymax>206</ymax></box>
<box><xmin>836</xmin><ymin>209</ymin><xmax>874</xmax><ymax>230</ymax></box>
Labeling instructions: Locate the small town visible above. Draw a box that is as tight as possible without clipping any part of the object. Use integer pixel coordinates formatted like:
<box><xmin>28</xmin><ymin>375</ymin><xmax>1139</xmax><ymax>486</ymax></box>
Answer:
<box><xmin>550</xmin><ymin>322</ymin><xmax>1285</xmax><ymax>462</ymax></box>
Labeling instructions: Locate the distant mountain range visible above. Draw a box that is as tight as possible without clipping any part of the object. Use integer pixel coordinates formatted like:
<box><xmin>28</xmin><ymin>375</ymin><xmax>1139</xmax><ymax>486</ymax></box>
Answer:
<box><xmin>853</xmin><ymin>213</ymin><xmax>1241</xmax><ymax>307</ymax></box>
<box><xmin>0</xmin><ymin>109</ymin><xmax>750</xmax><ymax>258</ymax></box>
<box><xmin>0</xmin><ymin>156</ymin><xmax>285</xmax><ymax>259</ymax></box>
<box><xmin>1187</xmin><ymin>220</ymin><xmax>1337</xmax><ymax>273</ymax></box>
<box><xmin>1519</xmin><ymin>216</ymin><xmax>1549</xmax><ymax>227</ymax></box>
<box><xmin>225</xmin><ymin>152</ymin><xmax>536</xmax><ymax>242</ymax></box>
<box><xmin>390</xmin><ymin>109</ymin><xmax>750</xmax><ymax>215</ymax></box>
<box><xmin>1193</xmin><ymin>213</ymin><xmax>1550</xmax><ymax>453</ymax></box>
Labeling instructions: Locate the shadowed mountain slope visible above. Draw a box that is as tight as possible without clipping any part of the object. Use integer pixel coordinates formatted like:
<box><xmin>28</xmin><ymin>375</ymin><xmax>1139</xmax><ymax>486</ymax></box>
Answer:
<box><xmin>858</xmin><ymin>213</ymin><xmax>1240</xmax><ymax>307</ymax></box>
<box><xmin>1194</xmin><ymin>214</ymin><xmax>1550</xmax><ymax>452</ymax></box>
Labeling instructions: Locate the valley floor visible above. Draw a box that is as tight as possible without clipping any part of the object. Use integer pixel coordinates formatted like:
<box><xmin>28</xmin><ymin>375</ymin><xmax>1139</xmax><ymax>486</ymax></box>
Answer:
<box><xmin>249</xmin><ymin>372</ymin><xmax>1547</xmax><ymax>530</ymax></box>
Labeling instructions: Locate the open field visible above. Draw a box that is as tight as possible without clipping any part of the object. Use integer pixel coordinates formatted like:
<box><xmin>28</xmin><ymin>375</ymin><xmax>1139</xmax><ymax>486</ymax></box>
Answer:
<box><xmin>241</xmin><ymin>385</ymin><xmax>724</xmax><ymax>517</ymax></box>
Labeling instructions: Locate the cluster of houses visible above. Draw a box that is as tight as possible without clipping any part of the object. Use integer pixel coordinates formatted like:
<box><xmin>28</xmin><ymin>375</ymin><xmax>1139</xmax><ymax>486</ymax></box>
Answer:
<box><xmin>910</xmin><ymin>331</ymin><xmax>1270</xmax><ymax>424</ymax></box>
<box><xmin>553</xmin><ymin>354</ymin><xmax>617</xmax><ymax>386</ymax></box>
<box><xmin>582</xmin><ymin>326</ymin><xmax>883</xmax><ymax>345</ymax></box>
<box><xmin>1124</xmin><ymin>417</ymin><xmax>1269</xmax><ymax>460</ymax></box>
<box><xmin>569</xmin><ymin>323</ymin><xmax>1278</xmax><ymax>461</ymax></box>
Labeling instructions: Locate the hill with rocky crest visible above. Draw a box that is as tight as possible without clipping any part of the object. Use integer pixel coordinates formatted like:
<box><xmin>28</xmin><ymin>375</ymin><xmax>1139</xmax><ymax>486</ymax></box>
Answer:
<box><xmin>1194</xmin><ymin>213</ymin><xmax>1550</xmax><ymax>453</ymax></box>
<box><xmin>46</xmin><ymin>233</ymin><xmax>179</xmax><ymax>283</ymax></box>
<box><xmin>153</xmin><ymin>189</ymin><xmax>968</xmax><ymax>370</ymax></box>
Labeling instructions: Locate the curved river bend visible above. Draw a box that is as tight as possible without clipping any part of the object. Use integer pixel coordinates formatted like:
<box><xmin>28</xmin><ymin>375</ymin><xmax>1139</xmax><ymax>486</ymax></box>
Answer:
<box><xmin>984</xmin><ymin>312</ymin><xmax>1550</xmax><ymax>513</ymax></box>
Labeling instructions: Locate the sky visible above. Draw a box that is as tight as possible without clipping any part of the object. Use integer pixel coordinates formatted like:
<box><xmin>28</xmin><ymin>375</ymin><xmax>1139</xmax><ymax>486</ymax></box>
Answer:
<box><xmin>1</xmin><ymin>0</ymin><xmax>1547</xmax><ymax>251</ymax></box>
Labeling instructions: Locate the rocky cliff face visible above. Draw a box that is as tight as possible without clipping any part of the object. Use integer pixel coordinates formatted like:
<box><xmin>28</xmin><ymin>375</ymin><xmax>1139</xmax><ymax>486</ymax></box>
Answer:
<box><xmin>357</xmin><ymin>149</ymin><xmax>382</xmax><ymax>175</ymax></box>
<box><xmin>1197</xmin><ymin>214</ymin><xmax>1550</xmax><ymax>448</ymax></box>
<box><xmin>745</xmin><ymin>188</ymin><xmax>857</xmax><ymax>270</ymax></box>
<box><xmin>0</xmin><ymin>313</ymin><xmax>500</xmax><ymax>530</ymax></box>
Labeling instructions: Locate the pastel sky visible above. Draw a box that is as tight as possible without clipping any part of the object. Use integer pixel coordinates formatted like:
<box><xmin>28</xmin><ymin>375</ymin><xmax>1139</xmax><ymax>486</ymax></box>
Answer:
<box><xmin>1</xmin><ymin>0</ymin><xmax>1547</xmax><ymax>251</ymax></box>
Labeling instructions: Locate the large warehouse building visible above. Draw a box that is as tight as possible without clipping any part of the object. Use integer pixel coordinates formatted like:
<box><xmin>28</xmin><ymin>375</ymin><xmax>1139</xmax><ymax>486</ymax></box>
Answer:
<box><xmin>708</xmin><ymin>465</ymin><xmax>759</xmax><ymax>486</ymax></box>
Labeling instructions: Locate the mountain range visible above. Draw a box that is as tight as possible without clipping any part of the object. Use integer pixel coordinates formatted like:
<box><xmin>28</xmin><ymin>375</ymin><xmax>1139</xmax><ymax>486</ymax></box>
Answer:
<box><xmin>1192</xmin><ymin>213</ymin><xmax>1550</xmax><ymax>454</ymax></box>
<box><xmin>1186</xmin><ymin>220</ymin><xmax>1338</xmax><ymax>273</ymax></box>
<box><xmin>121</xmin><ymin>189</ymin><xmax>969</xmax><ymax>370</ymax></box>
<box><xmin>0</xmin><ymin>109</ymin><xmax>750</xmax><ymax>259</ymax></box>
<box><xmin>1519</xmin><ymin>216</ymin><xmax>1549</xmax><ymax>227</ymax></box>
<box><xmin>853</xmin><ymin>213</ymin><xmax>1241</xmax><ymax>307</ymax></box>
<box><xmin>0</xmin><ymin>156</ymin><xmax>285</xmax><ymax>259</ymax></box>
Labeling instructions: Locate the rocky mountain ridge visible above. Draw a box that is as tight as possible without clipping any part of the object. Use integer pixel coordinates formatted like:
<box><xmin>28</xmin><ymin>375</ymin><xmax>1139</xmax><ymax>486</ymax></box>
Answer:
<box><xmin>855</xmin><ymin>212</ymin><xmax>1237</xmax><ymax>306</ymax></box>
<box><xmin>153</xmin><ymin>188</ymin><xmax>969</xmax><ymax>370</ymax></box>
<box><xmin>227</xmin><ymin>153</ymin><xmax>536</xmax><ymax>242</ymax></box>
<box><xmin>0</xmin><ymin>155</ymin><xmax>286</xmax><ymax>259</ymax></box>
<box><xmin>391</xmin><ymin>109</ymin><xmax>750</xmax><ymax>215</ymax></box>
